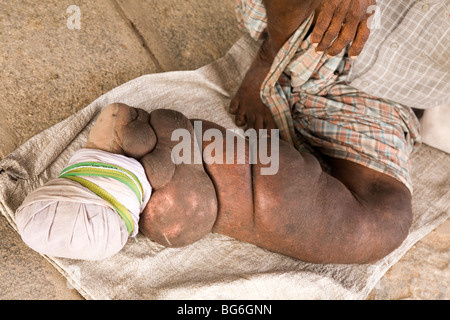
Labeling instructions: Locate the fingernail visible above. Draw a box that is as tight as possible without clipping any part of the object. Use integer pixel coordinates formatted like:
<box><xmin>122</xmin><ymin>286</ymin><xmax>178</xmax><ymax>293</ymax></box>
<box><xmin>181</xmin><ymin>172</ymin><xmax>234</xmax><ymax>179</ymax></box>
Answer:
<box><xmin>350</xmin><ymin>56</ymin><xmax>358</xmax><ymax>60</ymax></box>
<box><xmin>316</xmin><ymin>50</ymin><xmax>324</xmax><ymax>55</ymax></box>
<box><xmin>326</xmin><ymin>53</ymin><xmax>334</xmax><ymax>59</ymax></box>
<box><xmin>312</xmin><ymin>43</ymin><xmax>319</xmax><ymax>48</ymax></box>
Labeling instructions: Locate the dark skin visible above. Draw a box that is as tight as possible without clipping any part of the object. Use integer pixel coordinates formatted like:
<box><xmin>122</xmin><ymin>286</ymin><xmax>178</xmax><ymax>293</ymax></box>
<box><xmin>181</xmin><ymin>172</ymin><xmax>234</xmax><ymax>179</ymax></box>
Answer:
<box><xmin>198</xmin><ymin>121</ymin><xmax>412</xmax><ymax>264</ymax></box>
<box><xmin>230</xmin><ymin>0</ymin><xmax>375</xmax><ymax>131</ymax></box>
<box><xmin>87</xmin><ymin>104</ymin><xmax>412</xmax><ymax>264</ymax></box>
<box><xmin>224</xmin><ymin>0</ymin><xmax>396</xmax><ymax>262</ymax></box>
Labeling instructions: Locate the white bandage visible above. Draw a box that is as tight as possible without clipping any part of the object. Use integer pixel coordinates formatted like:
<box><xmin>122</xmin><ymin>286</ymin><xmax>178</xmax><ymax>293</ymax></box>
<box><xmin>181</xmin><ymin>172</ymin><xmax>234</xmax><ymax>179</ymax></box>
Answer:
<box><xmin>15</xmin><ymin>149</ymin><xmax>152</xmax><ymax>261</ymax></box>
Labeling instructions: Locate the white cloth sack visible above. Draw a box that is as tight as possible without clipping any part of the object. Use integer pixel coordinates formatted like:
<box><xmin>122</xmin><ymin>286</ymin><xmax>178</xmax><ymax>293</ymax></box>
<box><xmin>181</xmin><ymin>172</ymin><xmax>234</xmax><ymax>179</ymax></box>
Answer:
<box><xmin>421</xmin><ymin>105</ymin><xmax>450</xmax><ymax>155</ymax></box>
<box><xmin>0</xmin><ymin>35</ymin><xmax>449</xmax><ymax>300</ymax></box>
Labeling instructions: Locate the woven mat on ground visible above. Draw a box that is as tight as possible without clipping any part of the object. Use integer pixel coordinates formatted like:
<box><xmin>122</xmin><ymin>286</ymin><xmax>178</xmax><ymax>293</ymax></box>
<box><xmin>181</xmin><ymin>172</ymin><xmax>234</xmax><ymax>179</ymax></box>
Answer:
<box><xmin>0</xmin><ymin>35</ymin><xmax>449</xmax><ymax>300</ymax></box>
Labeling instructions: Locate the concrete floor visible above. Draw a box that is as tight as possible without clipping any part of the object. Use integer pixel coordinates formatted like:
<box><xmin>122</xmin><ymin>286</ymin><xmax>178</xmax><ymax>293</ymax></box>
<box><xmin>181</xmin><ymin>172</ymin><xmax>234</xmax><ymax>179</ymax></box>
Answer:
<box><xmin>0</xmin><ymin>0</ymin><xmax>448</xmax><ymax>300</ymax></box>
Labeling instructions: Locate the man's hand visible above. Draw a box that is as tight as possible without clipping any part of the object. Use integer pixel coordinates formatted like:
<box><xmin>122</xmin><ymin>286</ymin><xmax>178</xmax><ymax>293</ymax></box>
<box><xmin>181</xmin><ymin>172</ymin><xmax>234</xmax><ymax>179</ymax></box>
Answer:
<box><xmin>311</xmin><ymin>0</ymin><xmax>376</xmax><ymax>58</ymax></box>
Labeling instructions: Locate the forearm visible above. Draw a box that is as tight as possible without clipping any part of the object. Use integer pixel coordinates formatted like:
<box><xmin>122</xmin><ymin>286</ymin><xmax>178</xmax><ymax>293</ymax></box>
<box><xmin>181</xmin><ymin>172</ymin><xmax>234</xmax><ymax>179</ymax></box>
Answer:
<box><xmin>263</xmin><ymin>0</ymin><xmax>320</xmax><ymax>56</ymax></box>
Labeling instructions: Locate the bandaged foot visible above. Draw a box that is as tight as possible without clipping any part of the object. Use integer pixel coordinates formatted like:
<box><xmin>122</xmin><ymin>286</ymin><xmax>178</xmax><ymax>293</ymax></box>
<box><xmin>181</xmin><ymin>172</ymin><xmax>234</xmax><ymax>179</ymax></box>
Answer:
<box><xmin>15</xmin><ymin>103</ymin><xmax>155</xmax><ymax>261</ymax></box>
<box><xmin>139</xmin><ymin>109</ymin><xmax>218</xmax><ymax>248</ymax></box>
<box><xmin>16</xmin><ymin>104</ymin><xmax>218</xmax><ymax>260</ymax></box>
<box><xmin>15</xmin><ymin>148</ymin><xmax>152</xmax><ymax>261</ymax></box>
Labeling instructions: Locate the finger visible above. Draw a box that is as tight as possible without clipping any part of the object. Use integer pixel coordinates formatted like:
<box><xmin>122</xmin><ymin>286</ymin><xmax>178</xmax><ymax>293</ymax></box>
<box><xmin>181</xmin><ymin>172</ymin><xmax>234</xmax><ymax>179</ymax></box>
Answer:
<box><xmin>310</xmin><ymin>6</ymin><xmax>333</xmax><ymax>46</ymax></box>
<box><xmin>315</xmin><ymin>3</ymin><xmax>350</xmax><ymax>53</ymax></box>
<box><xmin>235</xmin><ymin>113</ymin><xmax>247</xmax><ymax>127</ymax></box>
<box><xmin>326</xmin><ymin>20</ymin><xmax>358</xmax><ymax>56</ymax></box>
<box><xmin>348</xmin><ymin>19</ymin><xmax>371</xmax><ymax>58</ymax></box>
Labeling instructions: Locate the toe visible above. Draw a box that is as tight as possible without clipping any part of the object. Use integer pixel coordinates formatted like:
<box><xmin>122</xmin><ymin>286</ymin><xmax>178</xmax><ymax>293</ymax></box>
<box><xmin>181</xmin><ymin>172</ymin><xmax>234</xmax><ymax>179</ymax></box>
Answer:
<box><xmin>254</xmin><ymin>116</ymin><xmax>264</xmax><ymax>133</ymax></box>
<box><xmin>245</xmin><ymin>114</ymin><xmax>256</xmax><ymax>131</ymax></box>
<box><xmin>235</xmin><ymin>113</ymin><xmax>247</xmax><ymax>127</ymax></box>
<box><xmin>229</xmin><ymin>98</ymin><xmax>239</xmax><ymax>115</ymax></box>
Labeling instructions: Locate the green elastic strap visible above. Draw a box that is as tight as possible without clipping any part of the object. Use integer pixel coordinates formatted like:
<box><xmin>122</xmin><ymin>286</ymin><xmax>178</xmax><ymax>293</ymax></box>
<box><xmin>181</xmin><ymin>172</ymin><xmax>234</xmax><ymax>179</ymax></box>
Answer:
<box><xmin>59</xmin><ymin>162</ymin><xmax>143</xmax><ymax>235</ymax></box>
<box><xmin>60</xmin><ymin>162</ymin><xmax>143</xmax><ymax>204</ymax></box>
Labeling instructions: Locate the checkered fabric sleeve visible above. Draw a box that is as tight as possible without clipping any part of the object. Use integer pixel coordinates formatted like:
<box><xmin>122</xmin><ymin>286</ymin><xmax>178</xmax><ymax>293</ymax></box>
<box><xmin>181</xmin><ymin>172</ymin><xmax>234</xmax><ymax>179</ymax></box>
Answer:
<box><xmin>235</xmin><ymin>0</ymin><xmax>425</xmax><ymax>192</ymax></box>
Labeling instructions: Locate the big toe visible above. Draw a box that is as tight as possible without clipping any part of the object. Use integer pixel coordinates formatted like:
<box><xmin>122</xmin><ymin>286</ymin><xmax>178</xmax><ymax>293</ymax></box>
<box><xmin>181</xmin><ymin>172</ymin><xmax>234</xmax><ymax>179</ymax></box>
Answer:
<box><xmin>235</xmin><ymin>113</ymin><xmax>247</xmax><ymax>127</ymax></box>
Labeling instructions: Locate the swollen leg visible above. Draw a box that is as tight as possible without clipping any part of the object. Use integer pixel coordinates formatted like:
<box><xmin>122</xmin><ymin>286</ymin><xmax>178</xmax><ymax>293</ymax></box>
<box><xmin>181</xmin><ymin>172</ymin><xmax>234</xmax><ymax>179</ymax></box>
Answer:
<box><xmin>248</xmin><ymin>149</ymin><xmax>412</xmax><ymax>264</ymax></box>
<box><xmin>196</xmin><ymin>121</ymin><xmax>412</xmax><ymax>264</ymax></box>
<box><xmin>196</xmin><ymin>120</ymin><xmax>256</xmax><ymax>237</ymax></box>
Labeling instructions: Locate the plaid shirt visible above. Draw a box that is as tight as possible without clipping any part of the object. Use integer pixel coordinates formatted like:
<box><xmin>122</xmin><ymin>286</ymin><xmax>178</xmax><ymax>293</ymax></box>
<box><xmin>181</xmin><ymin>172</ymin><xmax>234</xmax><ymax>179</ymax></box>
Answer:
<box><xmin>235</xmin><ymin>0</ymin><xmax>428</xmax><ymax>192</ymax></box>
<box><xmin>236</xmin><ymin>0</ymin><xmax>450</xmax><ymax>110</ymax></box>
<box><xmin>349</xmin><ymin>0</ymin><xmax>450</xmax><ymax>110</ymax></box>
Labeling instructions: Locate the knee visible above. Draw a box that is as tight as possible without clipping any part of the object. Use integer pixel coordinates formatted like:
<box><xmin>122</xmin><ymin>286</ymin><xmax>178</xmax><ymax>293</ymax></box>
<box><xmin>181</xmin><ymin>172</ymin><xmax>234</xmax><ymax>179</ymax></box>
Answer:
<box><xmin>359</xmin><ymin>193</ymin><xmax>412</xmax><ymax>263</ymax></box>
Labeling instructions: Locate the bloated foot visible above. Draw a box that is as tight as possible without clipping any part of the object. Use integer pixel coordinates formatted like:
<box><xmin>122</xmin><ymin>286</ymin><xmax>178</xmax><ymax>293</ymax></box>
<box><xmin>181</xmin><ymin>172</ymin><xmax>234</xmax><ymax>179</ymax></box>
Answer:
<box><xmin>85</xmin><ymin>103</ymin><xmax>157</xmax><ymax>159</ymax></box>
<box><xmin>140</xmin><ymin>109</ymin><xmax>218</xmax><ymax>248</ymax></box>
<box><xmin>229</xmin><ymin>41</ymin><xmax>277</xmax><ymax>131</ymax></box>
